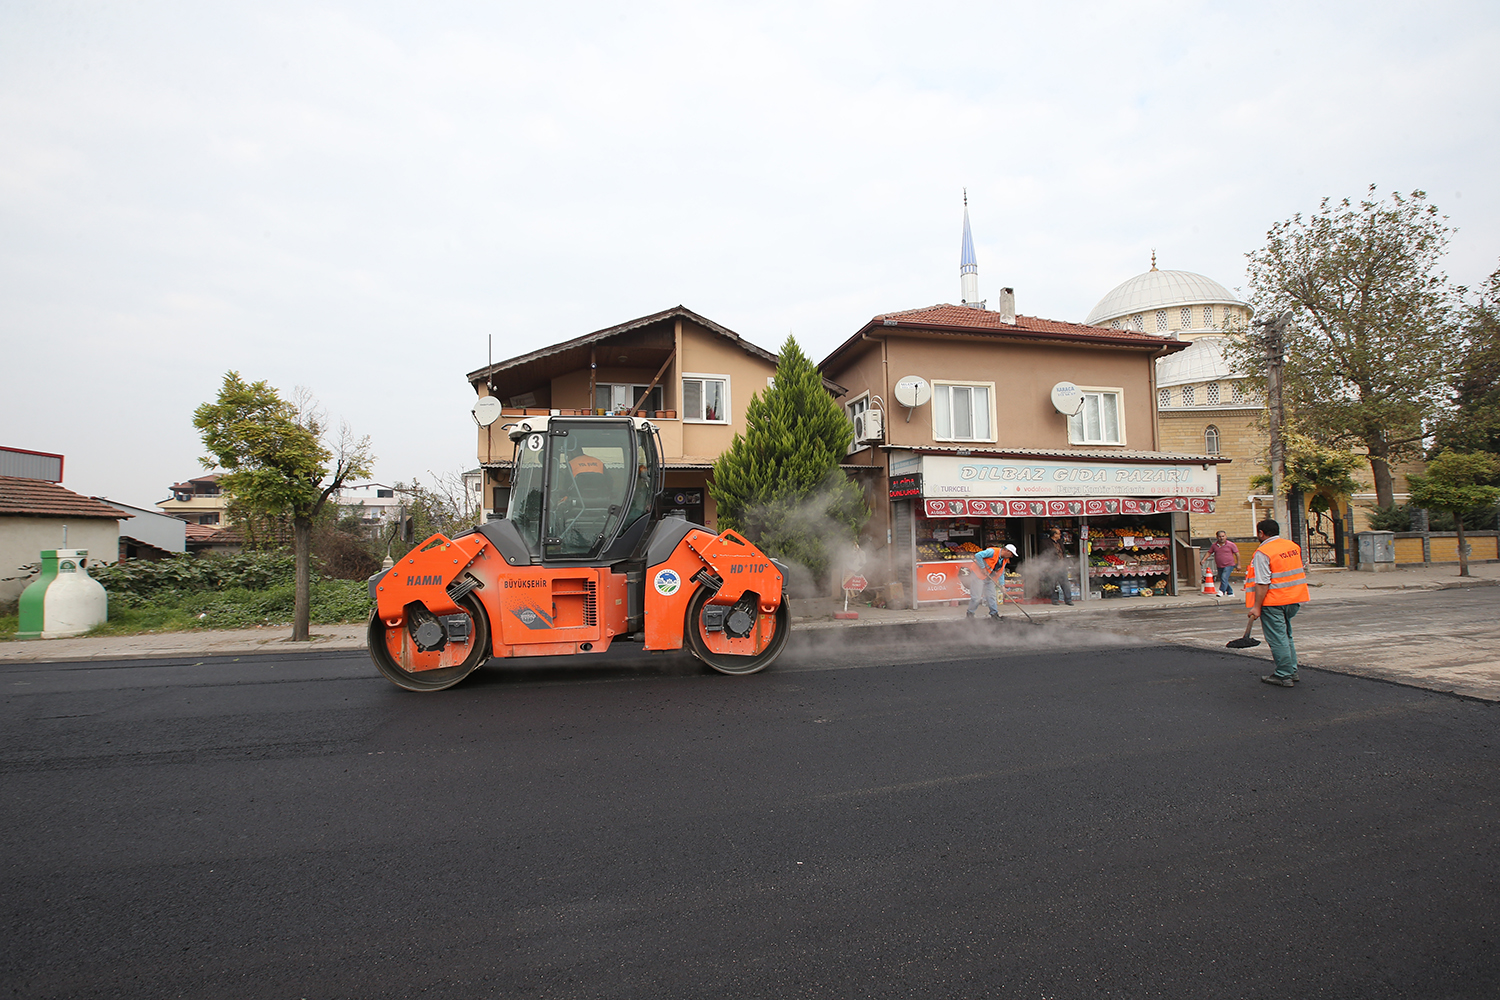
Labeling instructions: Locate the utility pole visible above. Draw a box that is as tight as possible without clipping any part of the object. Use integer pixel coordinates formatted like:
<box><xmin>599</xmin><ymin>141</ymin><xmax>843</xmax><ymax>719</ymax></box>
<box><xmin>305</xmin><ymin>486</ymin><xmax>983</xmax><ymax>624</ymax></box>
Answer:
<box><xmin>1256</xmin><ymin>312</ymin><xmax>1291</xmax><ymax>533</ymax></box>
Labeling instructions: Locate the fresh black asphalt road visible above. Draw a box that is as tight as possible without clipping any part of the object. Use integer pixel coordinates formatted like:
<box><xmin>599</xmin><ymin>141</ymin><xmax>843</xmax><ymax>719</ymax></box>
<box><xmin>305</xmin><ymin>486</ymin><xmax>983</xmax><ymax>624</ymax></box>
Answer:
<box><xmin>3</xmin><ymin>621</ymin><xmax>1497</xmax><ymax>998</ymax></box>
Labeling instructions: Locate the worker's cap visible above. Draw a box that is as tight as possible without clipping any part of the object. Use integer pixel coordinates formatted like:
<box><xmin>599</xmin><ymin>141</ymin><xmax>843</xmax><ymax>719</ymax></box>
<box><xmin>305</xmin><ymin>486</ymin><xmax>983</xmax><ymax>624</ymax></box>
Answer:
<box><xmin>1003</xmin><ymin>544</ymin><xmax>1018</xmax><ymax>556</ymax></box>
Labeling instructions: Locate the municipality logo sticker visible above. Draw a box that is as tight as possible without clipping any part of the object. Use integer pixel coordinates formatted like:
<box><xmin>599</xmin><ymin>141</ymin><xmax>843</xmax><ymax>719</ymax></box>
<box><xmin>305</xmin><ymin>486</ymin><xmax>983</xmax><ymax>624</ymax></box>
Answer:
<box><xmin>653</xmin><ymin>569</ymin><xmax>681</xmax><ymax>596</ymax></box>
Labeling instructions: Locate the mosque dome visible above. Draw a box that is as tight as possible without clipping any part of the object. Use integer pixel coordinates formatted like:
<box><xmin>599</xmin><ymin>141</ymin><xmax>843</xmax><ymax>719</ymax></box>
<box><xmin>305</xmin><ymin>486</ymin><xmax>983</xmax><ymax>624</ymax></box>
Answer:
<box><xmin>1085</xmin><ymin>267</ymin><xmax>1248</xmax><ymax>330</ymax></box>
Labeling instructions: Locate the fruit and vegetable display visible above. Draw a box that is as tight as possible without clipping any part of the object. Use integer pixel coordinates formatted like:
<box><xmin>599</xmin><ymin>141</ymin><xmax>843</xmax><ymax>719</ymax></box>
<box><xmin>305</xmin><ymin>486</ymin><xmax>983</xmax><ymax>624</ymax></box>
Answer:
<box><xmin>916</xmin><ymin>540</ymin><xmax>985</xmax><ymax>561</ymax></box>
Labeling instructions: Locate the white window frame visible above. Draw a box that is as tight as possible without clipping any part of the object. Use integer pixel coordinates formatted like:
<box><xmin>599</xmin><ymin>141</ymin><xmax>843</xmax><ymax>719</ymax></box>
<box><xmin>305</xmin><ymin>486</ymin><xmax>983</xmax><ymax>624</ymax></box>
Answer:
<box><xmin>595</xmin><ymin>382</ymin><xmax>663</xmax><ymax>415</ymax></box>
<box><xmin>1067</xmin><ymin>386</ymin><xmax>1126</xmax><ymax>446</ymax></box>
<box><xmin>1204</xmin><ymin>424</ymin><xmax>1221</xmax><ymax>455</ymax></box>
<box><xmin>932</xmin><ymin>380</ymin><xmax>997</xmax><ymax>443</ymax></box>
<box><xmin>845</xmin><ymin>392</ymin><xmax>871</xmax><ymax>454</ymax></box>
<box><xmin>681</xmin><ymin>372</ymin><xmax>730</xmax><ymax>424</ymax></box>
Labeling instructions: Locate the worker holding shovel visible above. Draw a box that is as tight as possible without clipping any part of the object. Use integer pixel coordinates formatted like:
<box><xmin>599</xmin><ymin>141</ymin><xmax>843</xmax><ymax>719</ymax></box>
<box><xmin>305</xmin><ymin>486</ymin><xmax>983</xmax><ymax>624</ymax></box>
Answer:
<box><xmin>1245</xmin><ymin>518</ymin><xmax>1310</xmax><ymax>687</ymax></box>
<box><xmin>963</xmin><ymin>543</ymin><xmax>1017</xmax><ymax>620</ymax></box>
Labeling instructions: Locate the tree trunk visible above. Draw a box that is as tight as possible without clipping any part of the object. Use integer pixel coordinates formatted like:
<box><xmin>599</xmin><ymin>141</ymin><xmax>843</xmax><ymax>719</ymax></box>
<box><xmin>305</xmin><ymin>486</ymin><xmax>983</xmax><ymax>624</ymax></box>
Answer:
<box><xmin>1368</xmin><ymin>452</ymin><xmax>1396</xmax><ymax>509</ymax></box>
<box><xmin>1455</xmin><ymin>510</ymin><xmax>1470</xmax><ymax>577</ymax></box>
<box><xmin>293</xmin><ymin>515</ymin><xmax>312</xmax><ymax>641</ymax></box>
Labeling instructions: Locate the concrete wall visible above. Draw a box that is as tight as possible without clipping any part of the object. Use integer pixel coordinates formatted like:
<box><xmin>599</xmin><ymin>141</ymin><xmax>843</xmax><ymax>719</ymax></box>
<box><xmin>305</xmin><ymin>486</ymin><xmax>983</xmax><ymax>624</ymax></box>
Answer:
<box><xmin>0</xmin><ymin>516</ymin><xmax>119</xmax><ymax>608</ymax></box>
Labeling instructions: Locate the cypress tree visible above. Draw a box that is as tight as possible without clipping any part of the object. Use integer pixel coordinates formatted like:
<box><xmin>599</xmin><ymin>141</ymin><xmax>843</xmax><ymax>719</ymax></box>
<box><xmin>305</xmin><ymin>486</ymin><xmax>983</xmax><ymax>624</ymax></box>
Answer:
<box><xmin>710</xmin><ymin>336</ymin><xmax>869</xmax><ymax>586</ymax></box>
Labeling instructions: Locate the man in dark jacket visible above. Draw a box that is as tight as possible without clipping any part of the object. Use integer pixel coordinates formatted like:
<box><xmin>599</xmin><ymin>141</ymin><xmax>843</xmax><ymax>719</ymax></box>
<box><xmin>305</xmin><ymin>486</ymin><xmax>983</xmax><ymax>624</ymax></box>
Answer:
<box><xmin>1042</xmin><ymin>527</ymin><xmax>1073</xmax><ymax>605</ymax></box>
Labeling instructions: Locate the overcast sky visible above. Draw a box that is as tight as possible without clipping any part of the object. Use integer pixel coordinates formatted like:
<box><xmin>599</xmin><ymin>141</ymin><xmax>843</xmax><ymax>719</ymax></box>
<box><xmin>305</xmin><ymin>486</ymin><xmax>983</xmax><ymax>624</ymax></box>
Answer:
<box><xmin>3</xmin><ymin>0</ymin><xmax>1497</xmax><ymax>510</ymax></box>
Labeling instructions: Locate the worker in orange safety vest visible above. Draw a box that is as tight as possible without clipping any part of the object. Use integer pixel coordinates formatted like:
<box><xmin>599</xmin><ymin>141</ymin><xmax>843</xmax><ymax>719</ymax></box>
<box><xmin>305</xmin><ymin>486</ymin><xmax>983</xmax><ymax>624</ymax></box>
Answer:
<box><xmin>1246</xmin><ymin>517</ymin><xmax>1310</xmax><ymax>687</ymax></box>
<box><xmin>964</xmin><ymin>543</ymin><xmax>1017</xmax><ymax>619</ymax></box>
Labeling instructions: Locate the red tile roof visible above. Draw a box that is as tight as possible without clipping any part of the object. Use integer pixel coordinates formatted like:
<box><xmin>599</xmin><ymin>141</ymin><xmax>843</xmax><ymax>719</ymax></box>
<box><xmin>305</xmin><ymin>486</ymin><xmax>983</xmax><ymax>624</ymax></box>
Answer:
<box><xmin>183</xmin><ymin>523</ymin><xmax>242</xmax><ymax>543</ymax></box>
<box><xmin>821</xmin><ymin>303</ymin><xmax>1188</xmax><ymax>370</ymax></box>
<box><xmin>0</xmin><ymin>476</ymin><xmax>133</xmax><ymax>520</ymax></box>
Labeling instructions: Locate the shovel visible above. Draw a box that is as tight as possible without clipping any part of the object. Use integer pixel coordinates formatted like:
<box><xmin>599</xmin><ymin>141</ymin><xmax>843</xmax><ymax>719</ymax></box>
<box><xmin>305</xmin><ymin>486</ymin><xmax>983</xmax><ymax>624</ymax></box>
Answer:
<box><xmin>1226</xmin><ymin>617</ymin><xmax>1261</xmax><ymax>648</ymax></box>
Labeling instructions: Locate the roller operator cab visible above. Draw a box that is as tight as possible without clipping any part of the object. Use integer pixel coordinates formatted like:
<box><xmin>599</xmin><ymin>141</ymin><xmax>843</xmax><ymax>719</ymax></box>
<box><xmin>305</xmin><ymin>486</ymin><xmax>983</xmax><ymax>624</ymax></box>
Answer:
<box><xmin>367</xmin><ymin>415</ymin><xmax>791</xmax><ymax>691</ymax></box>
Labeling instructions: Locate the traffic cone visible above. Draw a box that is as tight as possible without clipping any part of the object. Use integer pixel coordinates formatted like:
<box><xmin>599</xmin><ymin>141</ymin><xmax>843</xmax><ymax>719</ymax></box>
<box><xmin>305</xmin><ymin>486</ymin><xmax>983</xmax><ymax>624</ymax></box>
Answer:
<box><xmin>1202</xmin><ymin>568</ymin><xmax>1219</xmax><ymax>595</ymax></box>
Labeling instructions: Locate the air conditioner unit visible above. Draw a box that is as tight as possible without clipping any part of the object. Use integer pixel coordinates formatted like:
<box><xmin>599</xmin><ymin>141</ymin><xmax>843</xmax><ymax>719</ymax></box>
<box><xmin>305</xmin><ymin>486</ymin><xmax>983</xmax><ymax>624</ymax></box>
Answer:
<box><xmin>854</xmin><ymin>409</ymin><xmax>884</xmax><ymax>445</ymax></box>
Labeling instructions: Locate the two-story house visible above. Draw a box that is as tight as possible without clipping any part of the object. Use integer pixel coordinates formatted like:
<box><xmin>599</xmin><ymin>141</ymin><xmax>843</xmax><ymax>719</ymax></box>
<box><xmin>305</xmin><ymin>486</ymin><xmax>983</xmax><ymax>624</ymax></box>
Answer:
<box><xmin>158</xmin><ymin>474</ymin><xmax>228</xmax><ymax>526</ymax></box>
<box><xmin>820</xmin><ymin>284</ymin><xmax>1228</xmax><ymax>605</ymax></box>
<box><xmin>466</xmin><ymin>306</ymin><xmax>782</xmax><ymax>528</ymax></box>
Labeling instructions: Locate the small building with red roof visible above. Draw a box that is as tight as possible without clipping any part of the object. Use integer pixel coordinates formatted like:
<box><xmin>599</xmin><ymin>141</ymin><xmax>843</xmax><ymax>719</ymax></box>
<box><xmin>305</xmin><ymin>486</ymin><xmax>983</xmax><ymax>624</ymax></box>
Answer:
<box><xmin>0</xmin><ymin>474</ymin><xmax>130</xmax><ymax>607</ymax></box>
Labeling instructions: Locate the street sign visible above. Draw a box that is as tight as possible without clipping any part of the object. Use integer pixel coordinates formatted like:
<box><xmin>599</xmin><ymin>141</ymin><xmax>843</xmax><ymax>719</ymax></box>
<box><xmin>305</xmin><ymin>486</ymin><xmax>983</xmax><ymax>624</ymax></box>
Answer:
<box><xmin>843</xmin><ymin>575</ymin><xmax>868</xmax><ymax>592</ymax></box>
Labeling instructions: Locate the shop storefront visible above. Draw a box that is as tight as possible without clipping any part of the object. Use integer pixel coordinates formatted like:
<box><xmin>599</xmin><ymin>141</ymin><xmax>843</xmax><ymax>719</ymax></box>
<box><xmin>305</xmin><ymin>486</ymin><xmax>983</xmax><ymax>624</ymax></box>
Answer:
<box><xmin>890</xmin><ymin>451</ymin><xmax>1222</xmax><ymax>605</ymax></box>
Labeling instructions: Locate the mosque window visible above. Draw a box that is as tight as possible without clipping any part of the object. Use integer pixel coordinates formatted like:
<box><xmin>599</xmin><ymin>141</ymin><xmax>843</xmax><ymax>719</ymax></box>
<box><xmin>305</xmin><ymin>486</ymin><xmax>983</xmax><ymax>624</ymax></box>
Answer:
<box><xmin>1159</xmin><ymin>388</ymin><xmax>1170</xmax><ymax>408</ymax></box>
<box><xmin>1133</xmin><ymin>314</ymin><xmax>1144</xmax><ymax>331</ymax></box>
<box><xmin>1156</xmin><ymin>310</ymin><xmax>1168</xmax><ymax>331</ymax></box>
<box><xmin>1206</xmin><ymin>383</ymin><xmax>1220</xmax><ymax>405</ymax></box>
<box><xmin>1111</xmin><ymin>319</ymin><xmax>1121</xmax><ymax>329</ymax></box>
<box><xmin>1232</xmin><ymin>382</ymin><xmax>1246</xmax><ymax>403</ymax></box>
<box><xmin>1204</xmin><ymin>305</ymin><xmax>1214</xmax><ymax>326</ymax></box>
<box><xmin>1182</xmin><ymin>384</ymin><xmax>1196</xmax><ymax>405</ymax></box>
<box><xmin>1181</xmin><ymin>307</ymin><xmax>1192</xmax><ymax>328</ymax></box>
<box><xmin>1204</xmin><ymin>425</ymin><xmax>1221</xmax><ymax>455</ymax></box>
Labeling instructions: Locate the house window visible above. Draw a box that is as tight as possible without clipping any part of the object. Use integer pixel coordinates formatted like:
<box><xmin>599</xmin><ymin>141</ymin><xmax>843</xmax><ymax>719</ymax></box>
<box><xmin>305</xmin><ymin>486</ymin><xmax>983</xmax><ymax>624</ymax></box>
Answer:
<box><xmin>1159</xmin><ymin>387</ymin><xmax>1170</xmax><ymax>408</ymax></box>
<box><xmin>377</xmin><ymin>488</ymin><xmax>394</xmax><ymax>498</ymax></box>
<box><xmin>1204</xmin><ymin>305</ymin><xmax>1214</xmax><ymax>326</ymax></box>
<box><xmin>1182</xmin><ymin>384</ymin><xmax>1196</xmax><ymax>406</ymax></box>
<box><xmin>1181</xmin><ymin>307</ymin><xmax>1192</xmax><ymax>328</ymax></box>
<box><xmin>1205</xmin><ymin>425</ymin><xmax>1221</xmax><ymax>455</ymax></box>
<box><xmin>682</xmin><ymin>375</ymin><xmax>728</xmax><ymax>423</ymax></box>
<box><xmin>846</xmin><ymin>394</ymin><xmax>870</xmax><ymax>452</ymax></box>
<box><xmin>933</xmin><ymin>382</ymin><xmax>994</xmax><ymax>441</ymax></box>
<box><xmin>1156</xmin><ymin>310</ymin><xmax>1168</xmax><ymax>331</ymax></box>
<box><xmin>1067</xmin><ymin>389</ymin><xmax>1123</xmax><ymax>445</ymax></box>
<box><xmin>1206</xmin><ymin>382</ymin><xmax>1220</xmax><ymax>405</ymax></box>
<box><xmin>595</xmin><ymin>383</ymin><xmax>663</xmax><ymax>415</ymax></box>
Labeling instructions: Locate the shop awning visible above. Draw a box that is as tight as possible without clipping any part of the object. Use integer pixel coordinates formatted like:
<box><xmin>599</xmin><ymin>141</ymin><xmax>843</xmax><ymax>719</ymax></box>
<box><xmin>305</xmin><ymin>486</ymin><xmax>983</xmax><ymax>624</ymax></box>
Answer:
<box><xmin>924</xmin><ymin>497</ymin><xmax>1215</xmax><ymax>518</ymax></box>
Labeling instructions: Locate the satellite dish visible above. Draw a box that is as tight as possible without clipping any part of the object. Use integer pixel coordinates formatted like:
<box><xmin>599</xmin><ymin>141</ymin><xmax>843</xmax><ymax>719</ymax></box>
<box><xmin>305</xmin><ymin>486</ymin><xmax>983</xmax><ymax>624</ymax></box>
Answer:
<box><xmin>472</xmin><ymin>396</ymin><xmax>503</xmax><ymax>426</ymax></box>
<box><xmin>893</xmin><ymin>375</ymin><xmax>932</xmax><ymax>408</ymax></box>
<box><xmin>1050</xmin><ymin>381</ymin><xmax>1084</xmax><ymax>417</ymax></box>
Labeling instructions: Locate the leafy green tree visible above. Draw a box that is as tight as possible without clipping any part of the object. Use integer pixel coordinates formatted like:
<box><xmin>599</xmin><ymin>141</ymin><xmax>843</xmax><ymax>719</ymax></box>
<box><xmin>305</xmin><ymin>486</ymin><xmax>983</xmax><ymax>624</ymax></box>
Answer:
<box><xmin>710</xmin><ymin>336</ymin><xmax>869</xmax><ymax>587</ymax></box>
<box><xmin>1408</xmin><ymin>450</ymin><xmax>1500</xmax><ymax>577</ymax></box>
<box><xmin>1233</xmin><ymin>187</ymin><xmax>1461</xmax><ymax>507</ymax></box>
<box><xmin>1435</xmin><ymin>264</ymin><xmax>1500</xmax><ymax>455</ymax></box>
<box><xmin>194</xmin><ymin>373</ymin><xmax>374</xmax><ymax>640</ymax></box>
<box><xmin>1249</xmin><ymin>431</ymin><xmax>1366</xmax><ymax>545</ymax></box>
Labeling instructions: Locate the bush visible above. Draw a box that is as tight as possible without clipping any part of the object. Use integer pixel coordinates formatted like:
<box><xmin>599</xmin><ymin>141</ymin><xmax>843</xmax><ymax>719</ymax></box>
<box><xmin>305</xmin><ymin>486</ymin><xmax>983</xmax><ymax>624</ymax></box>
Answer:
<box><xmin>85</xmin><ymin>579</ymin><xmax>371</xmax><ymax>635</ymax></box>
<box><xmin>1365</xmin><ymin>502</ymin><xmax>1500</xmax><ymax>532</ymax></box>
<box><xmin>92</xmin><ymin>551</ymin><xmax>299</xmax><ymax>600</ymax></box>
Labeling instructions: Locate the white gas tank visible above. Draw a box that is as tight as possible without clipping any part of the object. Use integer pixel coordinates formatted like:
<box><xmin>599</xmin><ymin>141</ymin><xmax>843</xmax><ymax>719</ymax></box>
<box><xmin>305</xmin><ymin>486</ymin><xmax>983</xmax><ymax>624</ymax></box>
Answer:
<box><xmin>17</xmin><ymin>549</ymin><xmax>109</xmax><ymax>639</ymax></box>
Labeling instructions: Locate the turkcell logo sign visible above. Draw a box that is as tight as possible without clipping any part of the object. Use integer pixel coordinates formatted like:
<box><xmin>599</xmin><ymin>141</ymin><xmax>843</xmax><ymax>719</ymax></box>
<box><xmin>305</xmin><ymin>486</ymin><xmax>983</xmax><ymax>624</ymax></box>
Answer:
<box><xmin>653</xmin><ymin>569</ymin><xmax>681</xmax><ymax>596</ymax></box>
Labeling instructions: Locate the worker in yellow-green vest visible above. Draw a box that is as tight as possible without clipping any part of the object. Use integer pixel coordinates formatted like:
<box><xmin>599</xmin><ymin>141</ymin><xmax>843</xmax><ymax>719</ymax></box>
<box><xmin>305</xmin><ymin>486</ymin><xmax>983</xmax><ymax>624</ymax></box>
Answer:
<box><xmin>1246</xmin><ymin>518</ymin><xmax>1310</xmax><ymax>687</ymax></box>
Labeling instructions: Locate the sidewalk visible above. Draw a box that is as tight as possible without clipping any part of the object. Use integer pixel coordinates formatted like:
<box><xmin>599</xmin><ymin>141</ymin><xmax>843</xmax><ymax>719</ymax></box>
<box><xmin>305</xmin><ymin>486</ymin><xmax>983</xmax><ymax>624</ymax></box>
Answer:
<box><xmin>3</xmin><ymin>563</ymin><xmax>1496</xmax><ymax>697</ymax></box>
<box><xmin>790</xmin><ymin>561</ymin><xmax>1500</xmax><ymax>628</ymax></box>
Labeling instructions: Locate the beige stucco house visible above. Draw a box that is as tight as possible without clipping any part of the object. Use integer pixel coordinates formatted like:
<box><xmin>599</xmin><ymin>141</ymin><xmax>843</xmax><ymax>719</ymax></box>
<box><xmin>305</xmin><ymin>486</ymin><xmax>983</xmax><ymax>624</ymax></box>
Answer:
<box><xmin>819</xmin><ymin>291</ymin><xmax>1228</xmax><ymax>605</ymax></box>
<box><xmin>465</xmin><ymin>306</ymin><xmax>782</xmax><ymax>528</ymax></box>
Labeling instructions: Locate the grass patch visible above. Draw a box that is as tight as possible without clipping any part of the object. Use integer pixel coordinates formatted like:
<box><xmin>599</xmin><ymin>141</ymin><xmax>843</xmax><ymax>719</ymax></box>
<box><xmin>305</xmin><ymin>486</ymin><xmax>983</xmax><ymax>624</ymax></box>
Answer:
<box><xmin>0</xmin><ymin>580</ymin><xmax>372</xmax><ymax>640</ymax></box>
